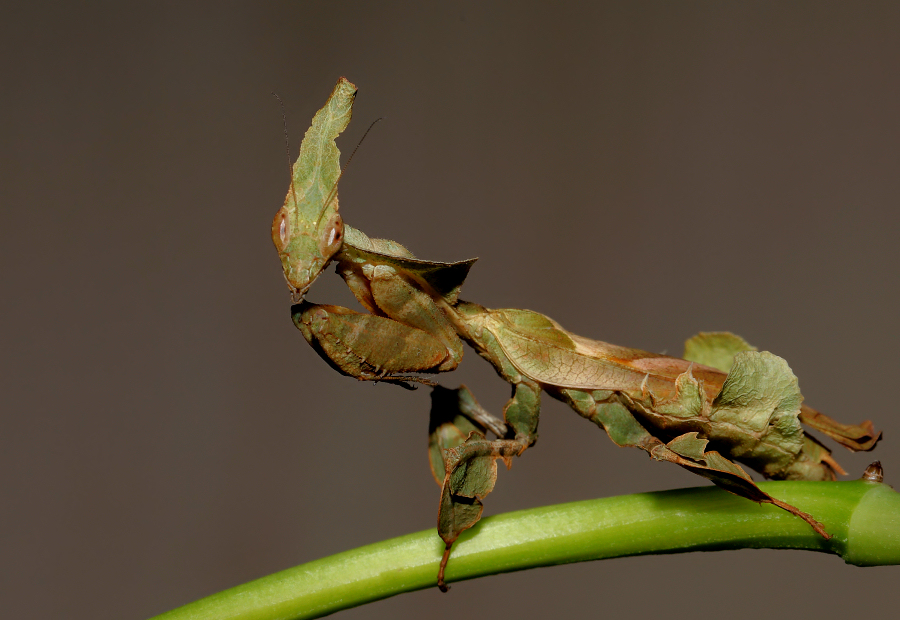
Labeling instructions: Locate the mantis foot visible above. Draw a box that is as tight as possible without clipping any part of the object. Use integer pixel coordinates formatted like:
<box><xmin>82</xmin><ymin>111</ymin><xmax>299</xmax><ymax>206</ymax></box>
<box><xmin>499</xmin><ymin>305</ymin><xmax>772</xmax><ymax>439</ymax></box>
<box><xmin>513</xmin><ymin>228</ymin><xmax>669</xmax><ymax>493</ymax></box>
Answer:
<box><xmin>437</xmin><ymin>543</ymin><xmax>453</xmax><ymax>592</ymax></box>
<box><xmin>767</xmin><ymin>497</ymin><xmax>832</xmax><ymax>539</ymax></box>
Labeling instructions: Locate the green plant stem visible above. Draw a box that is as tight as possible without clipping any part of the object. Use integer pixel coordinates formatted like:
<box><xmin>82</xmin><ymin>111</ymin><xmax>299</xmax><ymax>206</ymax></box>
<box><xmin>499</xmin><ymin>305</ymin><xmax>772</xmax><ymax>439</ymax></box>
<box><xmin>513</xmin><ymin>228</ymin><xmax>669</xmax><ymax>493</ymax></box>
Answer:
<box><xmin>150</xmin><ymin>480</ymin><xmax>900</xmax><ymax>620</ymax></box>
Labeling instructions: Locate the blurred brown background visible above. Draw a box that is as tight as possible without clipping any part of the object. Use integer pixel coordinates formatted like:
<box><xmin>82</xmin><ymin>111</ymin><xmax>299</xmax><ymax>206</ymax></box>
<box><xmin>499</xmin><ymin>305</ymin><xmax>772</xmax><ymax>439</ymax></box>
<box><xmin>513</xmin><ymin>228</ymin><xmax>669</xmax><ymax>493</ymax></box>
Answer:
<box><xmin>3</xmin><ymin>2</ymin><xmax>899</xmax><ymax>619</ymax></box>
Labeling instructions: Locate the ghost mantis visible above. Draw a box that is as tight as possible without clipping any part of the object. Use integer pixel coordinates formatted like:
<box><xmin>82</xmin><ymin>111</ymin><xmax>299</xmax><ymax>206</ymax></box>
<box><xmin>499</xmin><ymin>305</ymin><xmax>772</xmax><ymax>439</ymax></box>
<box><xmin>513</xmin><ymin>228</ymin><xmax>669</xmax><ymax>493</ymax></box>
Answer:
<box><xmin>271</xmin><ymin>78</ymin><xmax>881</xmax><ymax>591</ymax></box>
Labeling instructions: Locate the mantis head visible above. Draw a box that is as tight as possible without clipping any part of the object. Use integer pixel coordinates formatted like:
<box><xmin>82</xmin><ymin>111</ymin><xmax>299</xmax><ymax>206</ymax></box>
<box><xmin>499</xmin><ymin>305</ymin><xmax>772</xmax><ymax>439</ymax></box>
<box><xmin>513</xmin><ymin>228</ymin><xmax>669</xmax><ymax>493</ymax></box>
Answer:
<box><xmin>271</xmin><ymin>77</ymin><xmax>356</xmax><ymax>301</ymax></box>
<box><xmin>271</xmin><ymin>188</ymin><xmax>344</xmax><ymax>302</ymax></box>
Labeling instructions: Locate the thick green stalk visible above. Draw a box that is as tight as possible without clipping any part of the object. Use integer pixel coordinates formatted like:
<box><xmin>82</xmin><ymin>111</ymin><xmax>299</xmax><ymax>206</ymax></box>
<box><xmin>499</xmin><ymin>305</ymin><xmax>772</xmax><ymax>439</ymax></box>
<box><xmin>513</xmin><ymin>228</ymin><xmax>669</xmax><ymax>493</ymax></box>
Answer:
<box><xmin>150</xmin><ymin>480</ymin><xmax>900</xmax><ymax>620</ymax></box>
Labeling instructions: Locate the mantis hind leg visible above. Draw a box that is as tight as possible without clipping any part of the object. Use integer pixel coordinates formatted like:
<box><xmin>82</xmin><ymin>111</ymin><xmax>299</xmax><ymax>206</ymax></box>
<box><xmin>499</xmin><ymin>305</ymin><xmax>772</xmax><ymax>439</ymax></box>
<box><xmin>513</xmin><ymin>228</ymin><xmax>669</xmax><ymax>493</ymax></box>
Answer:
<box><xmin>562</xmin><ymin>390</ymin><xmax>831</xmax><ymax>539</ymax></box>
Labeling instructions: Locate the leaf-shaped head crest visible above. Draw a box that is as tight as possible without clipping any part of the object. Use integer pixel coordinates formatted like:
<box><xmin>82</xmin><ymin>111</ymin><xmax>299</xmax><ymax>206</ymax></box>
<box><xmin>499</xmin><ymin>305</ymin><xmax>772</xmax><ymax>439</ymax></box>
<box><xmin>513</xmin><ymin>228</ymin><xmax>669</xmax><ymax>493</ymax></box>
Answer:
<box><xmin>272</xmin><ymin>77</ymin><xmax>356</xmax><ymax>300</ymax></box>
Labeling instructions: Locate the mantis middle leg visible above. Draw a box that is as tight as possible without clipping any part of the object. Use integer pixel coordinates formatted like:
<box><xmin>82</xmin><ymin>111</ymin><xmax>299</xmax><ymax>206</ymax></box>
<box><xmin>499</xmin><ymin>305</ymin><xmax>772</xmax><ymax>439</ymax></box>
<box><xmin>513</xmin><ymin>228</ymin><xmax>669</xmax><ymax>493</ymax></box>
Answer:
<box><xmin>433</xmin><ymin>380</ymin><xmax>541</xmax><ymax>591</ymax></box>
<box><xmin>560</xmin><ymin>388</ymin><xmax>831</xmax><ymax>537</ymax></box>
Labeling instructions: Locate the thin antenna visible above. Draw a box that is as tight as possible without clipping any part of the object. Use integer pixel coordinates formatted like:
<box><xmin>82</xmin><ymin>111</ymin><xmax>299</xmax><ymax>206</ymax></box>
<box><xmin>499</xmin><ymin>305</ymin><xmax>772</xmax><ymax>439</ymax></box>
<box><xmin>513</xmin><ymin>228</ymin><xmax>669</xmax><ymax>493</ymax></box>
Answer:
<box><xmin>272</xmin><ymin>92</ymin><xmax>300</xmax><ymax>209</ymax></box>
<box><xmin>316</xmin><ymin>117</ymin><xmax>384</xmax><ymax>226</ymax></box>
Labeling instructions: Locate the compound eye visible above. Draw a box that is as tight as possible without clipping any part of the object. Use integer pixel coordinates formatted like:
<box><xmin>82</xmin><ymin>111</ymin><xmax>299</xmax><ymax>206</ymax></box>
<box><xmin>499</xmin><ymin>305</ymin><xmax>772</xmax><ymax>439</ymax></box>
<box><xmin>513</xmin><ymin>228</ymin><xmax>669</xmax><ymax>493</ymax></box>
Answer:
<box><xmin>272</xmin><ymin>210</ymin><xmax>289</xmax><ymax>250</ymax></box>
<box><xmin>321</xmin><ymin>214</ymin><xmax>343</xmax><ymax>255</ymax></box>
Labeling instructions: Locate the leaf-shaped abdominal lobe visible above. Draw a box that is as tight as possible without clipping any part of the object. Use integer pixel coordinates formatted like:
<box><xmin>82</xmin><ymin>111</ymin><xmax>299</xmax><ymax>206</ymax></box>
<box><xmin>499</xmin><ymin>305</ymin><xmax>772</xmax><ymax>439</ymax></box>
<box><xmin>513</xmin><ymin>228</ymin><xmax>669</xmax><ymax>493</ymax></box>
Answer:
<box><xmin>707</xmin><ymin>351</ymin><xmax>805</xmax><ymax>478</ymax></box>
